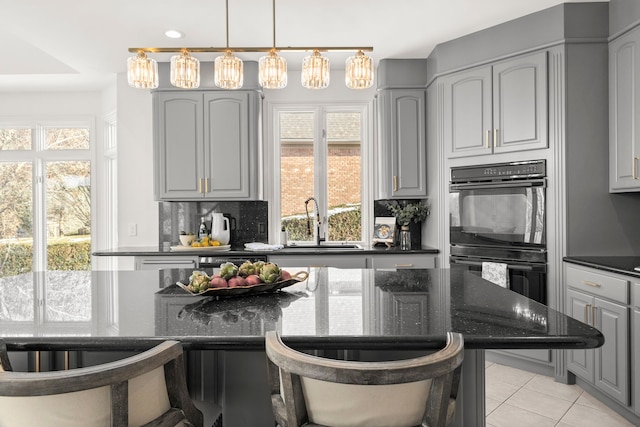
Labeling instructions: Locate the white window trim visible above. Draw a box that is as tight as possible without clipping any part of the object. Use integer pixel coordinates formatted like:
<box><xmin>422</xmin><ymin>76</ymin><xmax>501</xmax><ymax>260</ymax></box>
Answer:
<box><xmin>265</xmin><ymin>102</ymin><xmax>373</xmax><ymax>246</ymax></box>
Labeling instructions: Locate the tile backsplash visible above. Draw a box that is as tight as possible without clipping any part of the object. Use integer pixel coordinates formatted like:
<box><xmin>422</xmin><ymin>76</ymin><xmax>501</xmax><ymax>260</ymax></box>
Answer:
<box><xmin>159</xmin><ymin>201</ymin><xmax>268</xmax><ymax>249</ymax></box>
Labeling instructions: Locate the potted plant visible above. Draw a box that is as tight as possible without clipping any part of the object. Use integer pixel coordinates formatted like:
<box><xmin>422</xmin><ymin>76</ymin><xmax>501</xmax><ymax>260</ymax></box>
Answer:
<box><xmin>384</xmin><ymin>201</ymin><xmax>430</xmax><ymax>250</ymax></box>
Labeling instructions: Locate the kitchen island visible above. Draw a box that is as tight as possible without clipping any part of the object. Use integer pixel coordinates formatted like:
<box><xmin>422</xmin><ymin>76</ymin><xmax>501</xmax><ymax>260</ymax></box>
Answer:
<box><xmin>0</xmin><ymin>268</ymin><xmax>602</xmax><ymax>427</ymax></box>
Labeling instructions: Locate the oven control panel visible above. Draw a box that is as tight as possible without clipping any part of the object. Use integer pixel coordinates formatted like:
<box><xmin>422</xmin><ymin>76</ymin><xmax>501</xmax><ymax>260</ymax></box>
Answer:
<box><xmin>451</xmin><ymin>159</ymin><xmax>546</xmax><ymax>182</ymax></box>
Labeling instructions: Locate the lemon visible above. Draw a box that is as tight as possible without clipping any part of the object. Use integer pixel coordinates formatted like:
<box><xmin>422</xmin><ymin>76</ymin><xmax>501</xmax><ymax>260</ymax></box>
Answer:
<box><xmin>191</xmin><ymin>242</ymin><xmax>201</xmax><ymax>247</ymax></box>
<box><xmin>211</xmin><ymin>240</ymin><xmax>220</xmax><ymax>246</ymax></box>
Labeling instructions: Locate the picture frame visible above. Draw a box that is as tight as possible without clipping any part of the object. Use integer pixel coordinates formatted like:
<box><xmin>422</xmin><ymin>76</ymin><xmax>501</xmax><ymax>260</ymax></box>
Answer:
<box><xmin>372</xmin><ymin>217</ymin><xmax>396</xmax><ymax>247</ymax></box>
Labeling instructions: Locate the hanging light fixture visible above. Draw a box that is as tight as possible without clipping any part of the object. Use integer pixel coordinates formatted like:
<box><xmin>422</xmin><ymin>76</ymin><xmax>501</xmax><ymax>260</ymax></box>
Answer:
<box><xmin>301</xmin><ymin>50</ymin><xmax>330</xmax><ymax>89</ymax></box>
<box><xmin>127</xmin><ymin>51</ymin><xmax>158</xmax><ymax>89</ymax></box>
<box><xmin>170</xmin><ymin>50</ymin><xmax>200</xmax><ymax>88</ymax></box>
<box><xmin>345</xmin><ymin>50</ymin><xmax>374</xmax><ymax>89</ymax></box>
<box><xmin>215</xmin><ymin>0</ymin><xmax>243</xmax><ymax>89</ymax></box>
<box><xmin>259</xmin><ymin>0</ymin><xmax>287</xmax><ymax>89</ymax></box>
<box><xmin>127</xmin><ymin>1</ymin><xmax>373</xmax><ymax>90</ymax></box>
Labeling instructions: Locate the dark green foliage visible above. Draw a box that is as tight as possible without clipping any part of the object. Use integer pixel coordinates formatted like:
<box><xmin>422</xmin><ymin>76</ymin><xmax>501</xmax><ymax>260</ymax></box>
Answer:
<box><xmin>0</xmin><ymin>238</ymin><xmax>91</xmax><ymax>278</ymax></box>
<box><xmin>282</xmin><ymin>206</ymin><xmax>361</xmax><ymax>242</ymax></box>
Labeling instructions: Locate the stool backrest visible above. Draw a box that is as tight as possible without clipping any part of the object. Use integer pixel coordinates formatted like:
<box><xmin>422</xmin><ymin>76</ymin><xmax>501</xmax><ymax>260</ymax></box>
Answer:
<box><xmin>0</xmin><ymin>340</ymin><xmax>203</xmax><ymax>427</ymax></box>
<box><xmin>265</xmin><ymin>331</ymin><xmax>464</xmax><ymax>427</ymax></box>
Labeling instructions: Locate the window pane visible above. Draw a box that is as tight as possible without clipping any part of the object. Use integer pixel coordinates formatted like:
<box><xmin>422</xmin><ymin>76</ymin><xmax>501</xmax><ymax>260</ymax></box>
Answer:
<box><xmin>327</xmin><ymin>112</ymin><xmax>361</xmax><ymax>241</ymax></box>
<box><xmin>45</xmin><ymin>161</ymin><xmax>91</xmax><ymax>272</ymax></box>
<box><xmin>0</xmin><ymin>128</ymin><xmax>32</xmax><ymax>150</ymax></box>
<box><xmin>45</xmin><ymin>127</ymin><xmax>90</xmax><ymax>150</ymax></box>
<box><xmin>46</xmin><ymin>271</ymin><xmax>92</xmax><ymax>322</ymax></box>
<box><xmin>0</xmin><ymin>162</ymin><xmax>33</xmax><ymax>278</ymax></box>
<box><xmin>280</xmin><ymin>112</ymin><xmax>314</xmax><ymax>243</ymax></box>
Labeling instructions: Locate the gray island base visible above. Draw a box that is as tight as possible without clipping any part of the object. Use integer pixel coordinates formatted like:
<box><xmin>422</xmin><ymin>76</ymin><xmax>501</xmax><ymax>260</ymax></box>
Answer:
<box><xmin>0</xmin><ymin>268</ymin><xmax>602</xmax><ymax>427</ymax></box>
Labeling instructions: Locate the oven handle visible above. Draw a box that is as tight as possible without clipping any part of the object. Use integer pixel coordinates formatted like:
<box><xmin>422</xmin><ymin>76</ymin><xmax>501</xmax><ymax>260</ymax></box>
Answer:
<box><xmin>450</xmin><ymin>258</ymin><xmax>546</xmax><ymax>272</ymax></box>
<box><xmin>449</xmin><ymin>178</ymin><xmax>546</xmax><ymax>191</ymax></box>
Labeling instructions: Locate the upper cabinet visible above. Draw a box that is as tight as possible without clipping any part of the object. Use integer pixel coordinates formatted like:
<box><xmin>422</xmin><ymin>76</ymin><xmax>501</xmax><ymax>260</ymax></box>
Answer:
<box><xmin>609</xmin><ymin>25</ymin><xmax>640</xmax><ymax>192</ymax></box>
<box><xmin>442</xmin><ymin>51</ymin><xmax>548</xmax><ymax>158</ymax></box>
<box><xmin>377</xmin><ymin>89</ymin><xmax>427</xmax><ymax>199</ymax></box>
<box><xmin>153</xmin><ymin>90</ymin><xmax>261</xmax><ymax>201</ymax></box>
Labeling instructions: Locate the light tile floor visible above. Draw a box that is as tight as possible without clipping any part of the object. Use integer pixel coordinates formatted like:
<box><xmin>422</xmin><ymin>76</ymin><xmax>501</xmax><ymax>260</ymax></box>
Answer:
<box><xmin>485</xmin><ymin>361</ymin><xmax>635</xmax><ymax>427</ymax></box>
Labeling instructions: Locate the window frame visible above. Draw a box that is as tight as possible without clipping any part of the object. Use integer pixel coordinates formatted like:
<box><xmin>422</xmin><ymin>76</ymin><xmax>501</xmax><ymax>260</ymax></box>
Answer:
<box><xmin>265</xmin><ymin>103</ymin><xmax>373</xmax><ymax>246</ymax></box>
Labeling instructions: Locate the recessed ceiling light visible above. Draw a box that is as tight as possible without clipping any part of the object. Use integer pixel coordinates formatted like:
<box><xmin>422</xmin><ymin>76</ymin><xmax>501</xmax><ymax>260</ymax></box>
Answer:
<box><xmin>165</xmin><ymin>30</ymin><xmax>184</xmax><ymax>39</ymax></box>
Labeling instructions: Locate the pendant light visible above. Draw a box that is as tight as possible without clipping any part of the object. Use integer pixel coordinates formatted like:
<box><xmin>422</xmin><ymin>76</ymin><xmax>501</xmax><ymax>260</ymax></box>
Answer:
<box><xmin>301</xmin><ymin>50</ymin><xmax>330</xmax><ymax>89</ymax></box>
<box><xmin>170</xmin><ymin>50</ymin><xmax>200</xmax><ymax>88</ymax></box>
<box><xmin>127</xmin><ymin>51</ymin><xmax>159</xmax><ymax>89</ymax></box>
<box><xmin>215</xmin><ymin>0</ymin><xmax>243</xmax><ymax>89</ymax></box>
<box><xmin>345</xmin><ymin>50</ymin><xmax>374</xmax><ymax>89</ymax></box>
<box><xmin>259</xmin><ymin>0</ymin><xmax>287</xmax><ymax>89</ymax></box>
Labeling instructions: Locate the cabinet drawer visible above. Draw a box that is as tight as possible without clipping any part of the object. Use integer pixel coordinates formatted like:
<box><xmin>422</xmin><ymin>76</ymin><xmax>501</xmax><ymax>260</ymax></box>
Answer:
<box><xmin>371</xmin><ymin>254</ymin><xmax>435</xmax><ymax>269</ymax></box>
<box><xmin>633</xmin><ymin>282</ymin><xmax>640</xmax><ymax>309</ymax></box>
<box><xmin>566</xmin><ymin>264</ymin><xmax>629</xmax><ymax>304</ymax></box>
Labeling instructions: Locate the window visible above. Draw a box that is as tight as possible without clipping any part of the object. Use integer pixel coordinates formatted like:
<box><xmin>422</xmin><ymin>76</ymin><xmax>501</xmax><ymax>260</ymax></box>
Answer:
<box><xmin>0</xmin><ymin>119</ymin><xmax>93</xmax><ymax>327</ymax></box>
<box><xmin>274</xmin><ymin>105</ymin><xmax>370</xmax><ymax>245</ymax></box>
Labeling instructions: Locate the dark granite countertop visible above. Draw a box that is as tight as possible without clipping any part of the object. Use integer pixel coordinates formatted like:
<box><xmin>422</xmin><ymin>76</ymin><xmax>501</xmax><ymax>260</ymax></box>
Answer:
<box><xmin>563</xmin><ymin>256</ymin><xmax>640</xmax><ymax>279</ymax></box>
<box><xmin>92</xmin><ymin>245</ymin><xmax>439</xmax><ymax>257</ymax></box>
<box><xmin>0</xmin><ymin>268</ymin><xmax>602</xmax><ymax>352</ymax></box>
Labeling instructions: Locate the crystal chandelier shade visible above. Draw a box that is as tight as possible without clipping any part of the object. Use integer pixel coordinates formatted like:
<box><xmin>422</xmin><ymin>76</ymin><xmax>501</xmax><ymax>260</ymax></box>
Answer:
<box><xmin>259</xmin><ymin>50</ymin><xmax>287</xmax><ymax>89</ymax></box>
<box><xmin>301</xmin><ymin>50</ymin><xmax>330</xmax><ymax>89</ymax></box>
<box><xmin>215</xmin><ymin>50</ymin><xmax>243</xmax><ymax>89</ymax></box>
<box><xmin>345</xmin><ymin>50</ymin><xmax>374</xmax><ymax>89</ymax></box>
<box><xmin>127</xmin><ymin>52</ymin><xmax>158</xmax><ymax>89</ymax></box>
<box><xmin>170</xmin><ymin>51</ymin><xmax>200</xmax><ymax>89</ymax></box>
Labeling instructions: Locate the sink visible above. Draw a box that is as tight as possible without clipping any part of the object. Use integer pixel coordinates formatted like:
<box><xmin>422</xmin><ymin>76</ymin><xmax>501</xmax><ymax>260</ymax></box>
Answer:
<box><xmin>284</xmin><ymin>244</ymin><xmax>363</xmax><ymax>251</ymax></box>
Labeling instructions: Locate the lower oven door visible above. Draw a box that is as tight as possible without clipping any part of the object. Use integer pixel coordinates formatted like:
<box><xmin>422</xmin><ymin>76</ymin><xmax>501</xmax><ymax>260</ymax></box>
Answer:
<box><xmin>450</xmin><ymin>256</ymin><xmax>547</xmax><ymax>304</ymax></box>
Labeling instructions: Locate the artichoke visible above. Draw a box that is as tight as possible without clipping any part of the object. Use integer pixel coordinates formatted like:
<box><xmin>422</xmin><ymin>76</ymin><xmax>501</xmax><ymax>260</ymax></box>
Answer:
<box><xmin>238</xmin><ymin>260</ymin><xmax>258</xmax><ymax>277</ymax></box>
<box><xmin>252</xmin><ymin>260</ymin><xmax>266</xmax><ymax>275</ymax></box>
<box><xmin>259</xmin><ymin>262</ymin><xmax>282</xmax><ymax>284</ymax></box>
<box><xmin>188</xmin><ymin>271</ymin><xmax>211</xmax><ymax>293</ymax></box>
<box><xmin>219</xmin><ymin>262</ymin><xmax>239</xmax><ymax>280</ymax></box>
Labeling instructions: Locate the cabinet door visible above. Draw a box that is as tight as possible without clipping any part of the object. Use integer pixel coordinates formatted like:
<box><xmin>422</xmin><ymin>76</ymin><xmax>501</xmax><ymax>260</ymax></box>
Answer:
<box><xmin>378</xmin><ymin>90</ymin><xmax>427</xmax><ymax>198</ymax></box>
<box><xmin>154</xmin><ymin>92</ymin><xmax>205</xmax><ymax>199</ymax></box>
<box><xmin>609</xmin><ymin>28</ymin><xmax>640</xmax><ymax>192</ymax></box>
<box><xmin>492</xmin><ymin>51</ymin><xmax>548</xmax><ymax>154</ymax></box>
<box><xmin>566</xmin><ymin>288</ymin><xmax>594</xmax><ymax>381</ymax></box>
<box><xmin>384</xmin><ymin>293</ymin><xmax>429</xmax><ymax>335</ymax></box>
<box><xmin>443</xmin><ymin>66</ymin><xmax>493</xmax><ymax>158</ymax></box>
<box><xmin>203</xmin><ymin>92</ymin><xmax>253</xmax><ymax>199</ymax></box>
<box><xmin>594</xmin><ymin>298</ymin><xmax>629</xmax><ymax>405</ymax></box>
<box><xmin>634</xmin><ymin>309</ymin><xmax>640</xmax><ymax>415</ymax></box>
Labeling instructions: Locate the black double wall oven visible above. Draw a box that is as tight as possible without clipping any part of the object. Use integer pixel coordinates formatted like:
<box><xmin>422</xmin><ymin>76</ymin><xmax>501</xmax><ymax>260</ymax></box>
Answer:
<box><xmin>449</xmin><ymin>160</ymin><xmax>547</xmax><ymax>304</ymax></box>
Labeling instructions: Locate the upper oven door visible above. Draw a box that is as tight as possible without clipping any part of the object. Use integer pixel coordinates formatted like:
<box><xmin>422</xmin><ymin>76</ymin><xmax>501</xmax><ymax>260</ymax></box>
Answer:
<box><xmin>450</xmin><ymin>179</ymin><xmax>546</xmax><ymax>249</ymax></box>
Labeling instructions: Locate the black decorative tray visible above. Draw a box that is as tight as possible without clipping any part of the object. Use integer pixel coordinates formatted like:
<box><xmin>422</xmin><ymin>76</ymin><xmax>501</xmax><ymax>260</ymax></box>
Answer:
<box><xmin>175</xmin><ymin>271</ymin><xmax>308</xmax><ymax>298</ymax></box>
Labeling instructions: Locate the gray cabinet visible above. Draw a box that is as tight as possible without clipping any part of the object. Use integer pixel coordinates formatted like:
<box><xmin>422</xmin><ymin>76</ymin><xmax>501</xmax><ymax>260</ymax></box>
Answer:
<box><xmin>633</xmin><ymin>282</ymin><xmax>640</xmax><ymax>416</ymax></box>
<box><xmin>369</xmin><ymin>254</ymin><xmax>436</xmax><ymax>269</ymax></box>
<box><xmin>268</xmin><ymin>254</ymin><xmax>367</xmax><ymax>269</ymax></box>
<box><xmin>377</xmin><ymin>89</ymin><xmax>427</xmax><ymax>199</ymax></box>
<box><xmin>154</xmin><ymin>91</ymin><xmax>260</xmax><ymax>200</ymax></box>
<box><xmin>609</xmin><ymin>26</ymin><xmax>640</xmax><ymax>192</ymax></box>
<box><xmin>443</xmin><ymin>51</ymin><xmax>548</xmax><ymax>158</ymax></box>
<box><xmin>565</xmin><ymin>264</ymin><xmax>630</xmax><ymax>405</ymax></box>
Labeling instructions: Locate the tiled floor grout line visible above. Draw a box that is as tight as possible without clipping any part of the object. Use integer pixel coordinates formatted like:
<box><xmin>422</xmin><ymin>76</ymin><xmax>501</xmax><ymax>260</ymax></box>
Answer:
<box><xmin>486</xmin><ymin>364</ymin><xmax>634</xmax><ymax>427</ymax></box>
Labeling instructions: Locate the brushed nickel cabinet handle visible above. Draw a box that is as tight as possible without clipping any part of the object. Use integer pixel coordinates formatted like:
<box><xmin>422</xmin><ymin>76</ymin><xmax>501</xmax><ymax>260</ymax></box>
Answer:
<box><xmin>486</xmin><ymin>130</ymin><xmax>491</xmax><ymax>148</ymax></box>
<box><xmin>393</xmin><ymin>175</ymin><xmax>398</xmax><ymax>192</ymax></box>
<box><xmin>592</xmin><ymin>305</ymin><xmax>597</xmax><ymax>327</ymax></box>
<box><xmin>582</xmin><ymin>280</ymin><xmax>602</xmax><ymax>288</ymax></box>
<box><xmin>205</xmin><ymin>178</ymin><xmax>209</xmax><ymax>193</ymax></box>
<box><xmin>493</xmin><ymin>128</ymin><xmax>498</xmax><ymax>148</ymax></box>
<box><xmin>634</xmin><ymin>157</ymin><xmax>640</xmax><ymax>180</ymax></box>
<box><xmin>394</xmin><ymin>263</ymin><xmax>414</xmax><ymax>267</ymax></box>
<box><xmin>198</xmin><ymin>178</ymin><xmax>203</xmax><ymax>193</ymax></box>
<box><xmin>584</xmin><ymin>304</ymin><xmax>590</xmax><ymax>324</ymax></box>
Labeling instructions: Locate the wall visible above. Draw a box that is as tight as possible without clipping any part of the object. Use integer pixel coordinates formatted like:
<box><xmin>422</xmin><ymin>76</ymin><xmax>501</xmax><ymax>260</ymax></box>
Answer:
<box><xmin>115</xmin><ymin>73</ymin><xmax>157</xmax><ymax>248</ymax></box>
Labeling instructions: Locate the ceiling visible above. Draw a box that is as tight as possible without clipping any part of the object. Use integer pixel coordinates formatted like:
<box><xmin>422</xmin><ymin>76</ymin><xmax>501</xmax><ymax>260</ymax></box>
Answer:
<box><xmin>0</xmin><ymin>0</ymin><xmax>606</xmax><ymax>93</ymax></box>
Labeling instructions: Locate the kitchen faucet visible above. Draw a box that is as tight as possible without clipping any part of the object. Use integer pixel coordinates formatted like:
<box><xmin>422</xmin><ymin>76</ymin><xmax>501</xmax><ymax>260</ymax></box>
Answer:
<box><xmin>304</xmin><ymin>197</ymin><xmax>325</xmax><ymax>245</ymax></box>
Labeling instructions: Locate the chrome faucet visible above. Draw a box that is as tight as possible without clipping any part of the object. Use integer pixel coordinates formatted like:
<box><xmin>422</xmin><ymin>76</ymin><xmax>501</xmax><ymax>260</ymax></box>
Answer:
<box><xmin>304</xmin><ymin>197</ymin><xmax>325</xmax><ymax>245</ymax></box>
